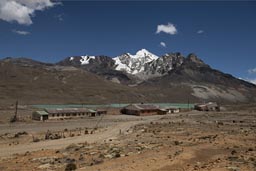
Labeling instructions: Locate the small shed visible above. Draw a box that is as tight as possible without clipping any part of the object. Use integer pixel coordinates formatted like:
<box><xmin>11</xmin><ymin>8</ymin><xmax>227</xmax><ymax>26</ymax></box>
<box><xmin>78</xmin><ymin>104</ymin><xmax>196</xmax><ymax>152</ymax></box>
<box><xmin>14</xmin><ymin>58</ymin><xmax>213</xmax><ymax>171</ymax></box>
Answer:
<box><xmin>96</xmin><ymin>108</ymin><xmax>108</xmax><ymax>115</ymax></box>
<box><xmin>157</xmin><ymin>109</ymin><xmax>168</xmax><ymax>115</ymax></box>
<box><xmin>162</xmin><ymin>107</ymin><xmax>180</xmax><ymax>114</ymax></box>
<box><xmin>32</xmin><ymin>111</ymin><xmax>49</xmax><ymax>121</ymax></box>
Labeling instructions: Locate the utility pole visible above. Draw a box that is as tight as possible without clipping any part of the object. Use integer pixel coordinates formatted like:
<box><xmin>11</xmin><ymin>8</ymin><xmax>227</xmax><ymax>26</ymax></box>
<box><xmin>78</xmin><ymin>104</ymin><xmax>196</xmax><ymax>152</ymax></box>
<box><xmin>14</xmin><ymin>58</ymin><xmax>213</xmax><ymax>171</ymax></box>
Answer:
<box><xmin>10</xmin><ymin>100</ymin><xmax>18</xmax><ymax>123</ymax></box>
<box><xmin>15</xmin><ymin>100</ymin><xmax>18</xmax><ymax>118</ymax></box>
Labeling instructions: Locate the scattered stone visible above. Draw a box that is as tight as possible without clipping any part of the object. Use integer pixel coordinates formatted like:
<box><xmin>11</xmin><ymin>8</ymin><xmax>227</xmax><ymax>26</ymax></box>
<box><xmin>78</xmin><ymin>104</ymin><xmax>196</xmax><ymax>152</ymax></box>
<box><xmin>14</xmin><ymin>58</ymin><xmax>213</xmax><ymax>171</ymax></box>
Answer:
<box><xmin>65</xmin><ymin>143</ymin><xmax>81</xmax><ymax>151</ymax></box>
<box><xmin>174</xmin><ymin>141</ymin><xmax>182</xmax><ymax>145</ymax></box>
<box><xmin>231</xmin><ymin>150</ymin><xmax>237</xmax><ymax>155</ymax></box>
<box><xmin>38</xmin><ymin>163</ymin><xmax>52</xmax><ymax>169</ymax></box>
<box><xmin>227</xmin><ymin>166</ymin><xmax>240</xmax><ymax>171</ymax></box>
<box><xmin>65</xmin><ymin>163</ymin><xmax>77</xmax><ymax>171</ymax></box>
<box><xmin>14</xmin><ymin>131</ymin><xmax>28</xmax><ymax>138</ymax></box>
<box><xmin>32</xmin><ymin>156</ymin><xmax>58</xmax><ymax>164</ymax></box>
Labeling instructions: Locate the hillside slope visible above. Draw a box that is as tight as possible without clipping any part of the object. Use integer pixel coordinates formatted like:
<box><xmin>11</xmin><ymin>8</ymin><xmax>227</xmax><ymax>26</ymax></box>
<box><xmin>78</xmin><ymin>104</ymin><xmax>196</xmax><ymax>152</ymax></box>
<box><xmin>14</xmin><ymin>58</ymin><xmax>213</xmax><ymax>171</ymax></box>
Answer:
<box><xmin>1</xmin><ymin>52</ymin><xmax>256</xmax><ymax>105</ymax></box>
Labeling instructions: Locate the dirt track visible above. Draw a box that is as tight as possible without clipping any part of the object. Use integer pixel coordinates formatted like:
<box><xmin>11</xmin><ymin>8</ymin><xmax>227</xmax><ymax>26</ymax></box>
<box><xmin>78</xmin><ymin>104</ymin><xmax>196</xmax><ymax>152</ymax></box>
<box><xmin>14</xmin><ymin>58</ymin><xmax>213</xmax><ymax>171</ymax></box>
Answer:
<box><xmin>0</xmin><ymin>115</ymin><xmax>163</xmax><ymax>157</ymax></box>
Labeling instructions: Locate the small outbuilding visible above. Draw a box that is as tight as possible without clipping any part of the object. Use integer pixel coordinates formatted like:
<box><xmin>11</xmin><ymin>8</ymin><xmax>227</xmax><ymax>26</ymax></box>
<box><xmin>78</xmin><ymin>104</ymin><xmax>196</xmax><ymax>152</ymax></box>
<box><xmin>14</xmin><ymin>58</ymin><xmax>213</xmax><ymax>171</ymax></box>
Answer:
<box><xmin>163</xmin><ymin>107</ymin><xmax>180</xmax><ymax>114</ymax></box>
<box><xmin>96</xmin><ymin>108</ymin><xmax>108</xmax><ymax>115</ymax></box>
<box><xmin>32</xmin><ymin>111</ymin><xmax>49</xmax><ymax>121</ymax></box>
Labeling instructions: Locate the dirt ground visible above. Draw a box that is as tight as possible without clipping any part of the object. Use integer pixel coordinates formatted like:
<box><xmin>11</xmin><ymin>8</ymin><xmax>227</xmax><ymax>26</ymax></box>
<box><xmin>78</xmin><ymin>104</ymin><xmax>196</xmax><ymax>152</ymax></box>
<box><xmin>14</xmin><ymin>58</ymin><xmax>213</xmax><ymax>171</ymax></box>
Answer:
<box><xmin>0</xmin><ymin>106</ymin><xmax>255</xmax><ymax>171</ymax></box>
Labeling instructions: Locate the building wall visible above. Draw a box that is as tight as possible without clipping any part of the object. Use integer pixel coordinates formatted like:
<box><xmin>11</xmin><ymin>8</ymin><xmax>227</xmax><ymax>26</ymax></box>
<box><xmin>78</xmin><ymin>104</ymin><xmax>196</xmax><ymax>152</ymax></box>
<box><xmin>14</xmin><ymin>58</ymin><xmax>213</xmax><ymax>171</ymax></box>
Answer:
<box><xmin>124</xmin><ymin>109</ymin><xmax>139</xmax><ymax>115</ymax></box>
<box><xmin>123</xmin><ymin>108</ymin><xmax>162</xmax><ymax>116</ymax></box>
<box><xmin>32</xmin><ymin>112</ymin><xmax>41</xmax><ymax>121</ymax></box>
<box><xmin>32</xmin><ymin>113</ymin><xmax>48</xmax><ymax>121</ymax></box>
<box><xmin>167</xmin><ymin>108</ymin><xmax>180</xmax><ymax>113</ymax></box>
<box><xmin>140</xmin><ymin>109</ymin><xmax>159</xmax><ymax>116</ymax></box>
<box><xmin>48</xmin><ymin>112</ymin><xmax>96</xmax><ymax>119</ymax></box>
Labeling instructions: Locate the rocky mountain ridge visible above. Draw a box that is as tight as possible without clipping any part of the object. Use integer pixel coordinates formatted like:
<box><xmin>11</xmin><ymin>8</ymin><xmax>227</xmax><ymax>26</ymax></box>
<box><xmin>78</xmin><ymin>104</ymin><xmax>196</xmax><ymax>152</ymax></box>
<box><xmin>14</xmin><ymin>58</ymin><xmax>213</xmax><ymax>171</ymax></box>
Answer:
<box><xmin>57</xmin><ymin>49</ymin><xmax>203</xmax><ymax>82</ymax></box>
<box><xmin>1</xmin><ymin>50</ymin><xmax>256</xmax><ymax>104</ymax></box>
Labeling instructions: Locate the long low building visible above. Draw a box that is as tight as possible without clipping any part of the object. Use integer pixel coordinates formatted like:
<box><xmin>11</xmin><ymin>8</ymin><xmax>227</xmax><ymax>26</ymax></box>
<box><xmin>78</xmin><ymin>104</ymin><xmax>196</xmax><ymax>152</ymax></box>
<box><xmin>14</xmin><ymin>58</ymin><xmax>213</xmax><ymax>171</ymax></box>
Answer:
<box><xmin>32</xmin><ymin>108</ymin><xmax>98</xmax><ymax>121</ymax></box>
<box><xmin>121</xmin><ymin>104</ymin><xmax>180</xmax><ymax>116</ymax></box>
<box><xmin>194</xmin><ymin>102</ymin><xmax>220</xmax><ymax>111</ymax></box>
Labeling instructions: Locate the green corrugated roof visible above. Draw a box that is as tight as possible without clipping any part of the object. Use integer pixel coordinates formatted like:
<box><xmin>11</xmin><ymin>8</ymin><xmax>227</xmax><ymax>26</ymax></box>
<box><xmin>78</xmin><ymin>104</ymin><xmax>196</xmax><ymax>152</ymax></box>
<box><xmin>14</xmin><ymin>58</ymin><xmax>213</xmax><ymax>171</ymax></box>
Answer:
<box><xmin>89</xmin><ymin>109</ymin><xmax>96</xmax><ymax>113</ymax></box>
<box><xmin>36</xmin><ymin>111</ymin><xmax>48</xmax><ymax>115</ymax></box>
<box><xmin>32</xmin><ymin>103</ymin><xmax>194</xmax><ymax>109</ymax></box>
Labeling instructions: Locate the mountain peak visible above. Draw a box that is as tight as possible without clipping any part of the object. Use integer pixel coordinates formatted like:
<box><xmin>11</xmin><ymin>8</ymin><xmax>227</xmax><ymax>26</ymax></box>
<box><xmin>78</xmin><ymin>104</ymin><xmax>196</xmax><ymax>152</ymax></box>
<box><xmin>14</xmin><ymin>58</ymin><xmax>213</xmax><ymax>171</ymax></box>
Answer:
<box><xmin>134</xmin><ymin>49</ymin><xmax>158</xmax><ymax>60</ymax></box>
<box><xmin>136</xmin><ymin>48</ymin><xmax>150</xmax><ymax>55</ymax></box>
<box><xmin>187</xmin><ymin>53</ymin><xmax>206</xmax><ymax>66</ymax></box>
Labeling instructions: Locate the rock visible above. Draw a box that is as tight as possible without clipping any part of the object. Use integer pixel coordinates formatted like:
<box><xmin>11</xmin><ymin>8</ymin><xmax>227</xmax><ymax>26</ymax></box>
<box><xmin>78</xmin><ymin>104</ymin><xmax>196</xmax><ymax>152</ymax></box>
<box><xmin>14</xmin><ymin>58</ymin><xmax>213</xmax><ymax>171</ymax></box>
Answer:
<box><xmin>65</xmin><ymin>144</ymin><xmax>81</xmax><ymax>151</ymax></box>
<box><xmin>104</xmin><ymin>154</ymin><xmax>114</xmax><ymax>159</ymax></box>
<box><xmin>38</xmin><ymin>163</ymin><xmax>52</xmax><ymax>169</ymax></box>
<box><xmin>32</xmin><ymin>156</ymin><xmax>58</xmax><ymax>164</ymax></box>
<box><xmin>227</xmin><ymin>166</ymin><xmax>240</xmax><ymax>171</ymax></box>
<box><xmin>14</xmin><ymin>131</ymin><xmax>28</xmax><ymax>138</ymax></box>
<box><xmin>65</xmin><ymin>163</ymin><xmax>77</xmax><ymax>171</ymax></box>
<box><xmin>174</xmin><ymin>141</ymin><xmax>183</xmax><ymax>145</ymax></box>
<box><xmin>93</xmin><ymin>158</ymin><xmax>104</xmax><ymax>165</ymax></box>
<box><xmin>231</xmin><ymin>150</ymin><xmax>237</xmax><ymax>155</ymax></box>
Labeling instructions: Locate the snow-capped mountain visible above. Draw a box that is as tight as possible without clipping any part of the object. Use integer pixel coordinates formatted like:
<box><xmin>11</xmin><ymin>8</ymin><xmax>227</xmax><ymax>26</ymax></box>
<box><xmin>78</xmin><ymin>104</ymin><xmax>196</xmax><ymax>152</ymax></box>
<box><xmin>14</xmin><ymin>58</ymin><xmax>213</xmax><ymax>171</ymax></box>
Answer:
<box><xmin>113</xmin><ymin>49</ymin><xmax>159</xmax><ymax>74</ymax></box>
<box><xmin>3</xmin><ymin>52</ymin><xmax>256</xmax><ymax>104</ymax></box>
<box><xmin>57</xmin><ymin>49</ymin><xmax>188</xmax><ymax>81</ymax></box>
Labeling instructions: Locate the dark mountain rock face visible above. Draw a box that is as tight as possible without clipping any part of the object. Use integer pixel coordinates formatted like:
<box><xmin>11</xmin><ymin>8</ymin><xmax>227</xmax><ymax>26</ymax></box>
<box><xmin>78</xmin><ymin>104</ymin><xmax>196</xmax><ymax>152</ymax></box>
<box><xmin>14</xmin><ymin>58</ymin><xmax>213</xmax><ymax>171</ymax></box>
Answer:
<box><xmin>2</xmin><ymin>57</ymin><xmax>53</xmax><ymax>68</ymax></box>
<box><xmin>1</xmin><ymin>51</ymin><xmax>256</xmax><ymax>104</ymax></box>
<box><xmin>142</xmin><ymin>52</ymin><xmax>184</xmax><ymax>78</ymax></box>
<box><xmin>141</xmin><ymin>54</ymin><xmax>256</xmax><ymax>103</ymax></box>
<box><xmin>57</xmin><ymin>56</ymin><xmax>133</xmax><ymax>84</ymax></box>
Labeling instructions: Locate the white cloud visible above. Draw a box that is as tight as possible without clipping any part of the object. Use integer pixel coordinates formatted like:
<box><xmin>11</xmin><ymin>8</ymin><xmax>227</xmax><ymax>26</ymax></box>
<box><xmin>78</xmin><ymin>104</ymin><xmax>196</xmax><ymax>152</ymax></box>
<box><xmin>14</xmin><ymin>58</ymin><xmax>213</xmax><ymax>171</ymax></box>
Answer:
<box><xmin>248</xmin><ymin>68</ymin><xmax>256</xmax><ymax>74</ymax></box>
<box><xmin>15</xmin><ymin>0</ymin><xmax>56</xmax><ymax>10</ymax></box>
<box><xmin>0</xmin><ymin>0</ymin><xmax>59</xmax><ymax>25</ymax></box>
<box><xmin>197</xmin><ymin>30</ymin><xmax>204</xmax><ymax>34</ymax></box>
<box><xmin>156</xmin><ymin>23</ymin><xmax>177</xmax><ymax>35</ymax></box>
<box><xmin>13</xmin><ymin>29</ymin><xmax>30</xmax><ymax>35</ymax></box>
<box><xmin>160</xmin><ymin>42</ymin><xmax>166</xmax><ymax>47</ymax></box>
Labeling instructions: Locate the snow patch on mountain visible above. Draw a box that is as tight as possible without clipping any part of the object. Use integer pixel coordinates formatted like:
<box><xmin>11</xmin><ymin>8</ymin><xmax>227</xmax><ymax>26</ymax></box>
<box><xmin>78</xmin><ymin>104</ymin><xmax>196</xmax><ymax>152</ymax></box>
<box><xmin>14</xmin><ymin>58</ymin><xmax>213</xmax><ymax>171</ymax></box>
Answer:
<box><xmin>80</xmin><ymin>56</ymin><xmax>95</xmax><ymax>65</ymax></box>
<box><xmin>114</xmin><ymin>56</ymin><xmax>132</xmax><ymax>73</ymax></box>
<box><xmin>70</xmin><ymin>57</ymin><xmax>74</xmax><ymax>61</ymax></box>
<box><xmin>113</xmin><ymin>49</ymin><xmax>159</xmax><ymax>74</ymax></box>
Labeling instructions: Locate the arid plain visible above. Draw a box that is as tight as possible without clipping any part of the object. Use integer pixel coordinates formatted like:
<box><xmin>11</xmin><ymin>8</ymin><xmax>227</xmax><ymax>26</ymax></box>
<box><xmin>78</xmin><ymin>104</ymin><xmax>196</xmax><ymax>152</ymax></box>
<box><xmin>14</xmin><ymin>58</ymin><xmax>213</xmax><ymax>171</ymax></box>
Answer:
<box><xmin>0</xmin><ymin>104</ymin><xmax>255</xmax><ymax>171</ymax></box>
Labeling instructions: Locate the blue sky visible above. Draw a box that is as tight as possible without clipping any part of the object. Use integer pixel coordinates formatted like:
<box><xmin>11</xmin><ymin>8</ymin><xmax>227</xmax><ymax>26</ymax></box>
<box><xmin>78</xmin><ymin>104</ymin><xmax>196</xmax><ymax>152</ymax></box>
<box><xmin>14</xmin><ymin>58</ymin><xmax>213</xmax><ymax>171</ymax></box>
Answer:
<box><xmin>0</xmin><ymin>1</ymin><xmax>256</xmax><ymax>83</ymax></box>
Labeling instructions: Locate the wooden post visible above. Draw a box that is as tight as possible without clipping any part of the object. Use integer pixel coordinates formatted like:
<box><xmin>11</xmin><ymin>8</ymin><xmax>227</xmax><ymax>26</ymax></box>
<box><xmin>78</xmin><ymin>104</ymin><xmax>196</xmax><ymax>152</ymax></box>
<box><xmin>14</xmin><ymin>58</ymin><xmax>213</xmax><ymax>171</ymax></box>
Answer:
<box><xmin>15</xmin><ymin>100</ymin><xmax>18</xmax><ymax>118</ymax></box>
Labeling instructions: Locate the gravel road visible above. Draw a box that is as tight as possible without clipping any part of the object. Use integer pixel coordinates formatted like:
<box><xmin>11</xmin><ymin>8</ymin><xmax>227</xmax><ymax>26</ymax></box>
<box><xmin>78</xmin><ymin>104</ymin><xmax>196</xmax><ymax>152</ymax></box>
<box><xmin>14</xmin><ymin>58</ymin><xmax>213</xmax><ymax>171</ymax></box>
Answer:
<box><xmin>0</xmin><ymin>114</ymin><xmax>164</xmax><ymax>157</ymax></box>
